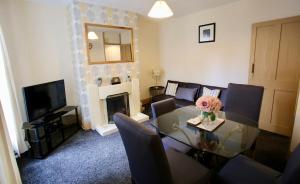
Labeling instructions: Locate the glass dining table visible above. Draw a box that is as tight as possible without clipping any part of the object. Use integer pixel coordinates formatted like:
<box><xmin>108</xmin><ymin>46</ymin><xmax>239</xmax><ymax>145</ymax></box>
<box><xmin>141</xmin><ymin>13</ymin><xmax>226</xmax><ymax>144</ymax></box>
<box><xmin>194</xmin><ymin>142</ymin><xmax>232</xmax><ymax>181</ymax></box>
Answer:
<box><xmin>152</xmin><ymin>105</ymin><xmax>260</xmax><ymax>158</ymax></box>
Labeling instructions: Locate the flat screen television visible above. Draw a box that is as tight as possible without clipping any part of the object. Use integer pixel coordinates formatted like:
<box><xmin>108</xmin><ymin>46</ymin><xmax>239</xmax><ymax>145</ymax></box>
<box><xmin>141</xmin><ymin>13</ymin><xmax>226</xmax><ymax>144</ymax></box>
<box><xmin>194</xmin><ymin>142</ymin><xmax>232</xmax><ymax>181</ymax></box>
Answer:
<box><xmin>23</xmin><ymin>80</ymin><xmax>66</xmax><ymax>122</ymax></box>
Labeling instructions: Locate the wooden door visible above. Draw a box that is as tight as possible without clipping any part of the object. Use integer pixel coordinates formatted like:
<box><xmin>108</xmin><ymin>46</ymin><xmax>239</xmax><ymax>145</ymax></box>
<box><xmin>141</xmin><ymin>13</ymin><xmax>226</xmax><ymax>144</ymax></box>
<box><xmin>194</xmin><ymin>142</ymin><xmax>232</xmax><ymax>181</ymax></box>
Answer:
<box><xmin>249</xmin><ymin>16</ymin><xmax>300</xmax><ymax>137</ymax></box>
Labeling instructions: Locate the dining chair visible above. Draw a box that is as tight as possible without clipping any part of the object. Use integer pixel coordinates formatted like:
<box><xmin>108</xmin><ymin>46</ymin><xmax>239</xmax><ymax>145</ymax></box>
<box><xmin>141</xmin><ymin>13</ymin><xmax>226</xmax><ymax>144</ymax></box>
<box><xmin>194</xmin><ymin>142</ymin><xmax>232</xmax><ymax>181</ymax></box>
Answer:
<box><xmin>151</xmin><ymin>98</ymin><xmax>191</xmax><ymax>153</ymax></box>
<box><xmin>224</xmin><ymin>83</ymin><xmax>264</xmax><ymax>126</ymax></box>
<box><xmin>113</xmin><ymin>113</ymin><xmax>210</xmax><ymax>184</ymax></box>
<box><xmin>151</xmin><ymin>98</ymin><xmax>177</xmax><ymax>119</ymax></box>
<box><xmin>218</xmin><ymin>143</ymin><xmax>300</xmax><ymax>184</ymax></box>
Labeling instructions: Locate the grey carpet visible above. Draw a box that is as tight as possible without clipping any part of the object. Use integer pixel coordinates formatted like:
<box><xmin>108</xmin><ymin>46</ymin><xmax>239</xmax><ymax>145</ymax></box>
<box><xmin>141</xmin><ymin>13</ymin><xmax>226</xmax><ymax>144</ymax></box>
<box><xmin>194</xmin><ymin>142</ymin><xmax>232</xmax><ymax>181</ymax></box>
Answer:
<box><xmin>20</xmin><ymin>130</ymin><xmax>131</xmax><ymax>184</ymax></box>
<box><xmin>19</xmin><ymin>115</ymin><xmax>289</xmax><ymax>183</ymax></box>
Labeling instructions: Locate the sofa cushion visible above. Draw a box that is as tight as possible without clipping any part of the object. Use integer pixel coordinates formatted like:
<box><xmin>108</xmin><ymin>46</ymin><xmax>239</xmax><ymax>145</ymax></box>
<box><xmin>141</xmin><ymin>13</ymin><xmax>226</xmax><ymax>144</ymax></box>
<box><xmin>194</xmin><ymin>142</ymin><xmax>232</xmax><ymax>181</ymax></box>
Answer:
<box><xmin>219</xmin><ymin>89</ymin><xmax>228</xmax><ymax>107</ymax></box>
<box><xmin>202</xmin><ymin>87</ymin><xmax>221</xmax><ymax>97</ymax></box>
<box><xmin>152</xmin><ymin>94</ymin><xmax>173</xmax><ymax>103</ymax></box>
<box><xmin>167</xmin><ymin>80</ymin><xmax>201</xmax><ymax>101</ymax></box>
<box><xmin>153</xmin><ymin>81</ymin><xmax>227</xmax><ymax>110</ymax></box>
<box><xmin>165</xmin><ymin>82</ymin><xmax>178</xmax><ymax>96</ymax></box>
<box><xmin>198</xmin><ymin>85</ymin><xmax>228</xmax><ymax>107</ymax></box>
<box><xmin>175</xmin><ymin>99</ymin><xmax>194</xmax><ymax>108</ymax></box>
<box><xmin>175</xmin><ymin>87</ymin><xmax>198</xmax><ymax>102</ymax></box>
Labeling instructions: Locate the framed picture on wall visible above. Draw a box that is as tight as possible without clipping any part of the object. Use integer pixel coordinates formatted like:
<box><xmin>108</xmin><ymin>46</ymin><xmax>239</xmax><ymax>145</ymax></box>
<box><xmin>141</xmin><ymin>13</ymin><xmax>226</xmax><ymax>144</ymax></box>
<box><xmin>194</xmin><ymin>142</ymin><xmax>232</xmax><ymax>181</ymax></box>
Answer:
<box><xmin>199</xmin><ymin>23</ymin><xmax>216</xmax><ymax>43</ymax></box>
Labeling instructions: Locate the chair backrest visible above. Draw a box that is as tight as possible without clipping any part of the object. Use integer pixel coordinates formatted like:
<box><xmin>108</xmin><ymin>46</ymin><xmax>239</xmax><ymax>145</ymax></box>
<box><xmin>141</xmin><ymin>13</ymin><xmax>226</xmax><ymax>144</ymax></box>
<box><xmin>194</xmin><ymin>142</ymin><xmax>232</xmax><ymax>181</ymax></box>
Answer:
<box><xmin>151</xmin><ymin>98</ymin><xmax>176</xmax><ymax>119</ymax></box>
<box><xmin>113</xmin><ymin>113</ymin><xmax>173</xmax><ymax>184</ymax></box>
<box><xmin>281</xmin><ymin>144</ymin><xmax>300</xmax><ymax>184</ymax></box>
<box><xmin>224</xmin><ymin>83</ymin><xmax>264</xmax><ymax>124</ymax></box>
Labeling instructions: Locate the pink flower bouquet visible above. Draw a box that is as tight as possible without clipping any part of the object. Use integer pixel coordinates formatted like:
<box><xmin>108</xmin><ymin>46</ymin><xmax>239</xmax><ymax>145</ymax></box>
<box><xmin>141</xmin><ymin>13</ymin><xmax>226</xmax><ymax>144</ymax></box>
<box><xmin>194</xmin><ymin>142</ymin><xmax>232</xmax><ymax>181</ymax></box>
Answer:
<box><xmin>196</xmin><ymin>96</ymin><xmax>222</xmax><ymax>121</ymax></box>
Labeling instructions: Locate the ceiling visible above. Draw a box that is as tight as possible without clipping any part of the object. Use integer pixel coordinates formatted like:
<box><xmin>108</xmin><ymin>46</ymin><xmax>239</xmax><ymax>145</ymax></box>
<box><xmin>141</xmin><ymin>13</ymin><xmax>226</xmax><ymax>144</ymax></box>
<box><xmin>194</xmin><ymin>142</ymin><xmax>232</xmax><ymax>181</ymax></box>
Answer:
<box><xmin>28</xmin><ymin>0</ymin><xmax>241</xmax><ymax>17</ymax></box>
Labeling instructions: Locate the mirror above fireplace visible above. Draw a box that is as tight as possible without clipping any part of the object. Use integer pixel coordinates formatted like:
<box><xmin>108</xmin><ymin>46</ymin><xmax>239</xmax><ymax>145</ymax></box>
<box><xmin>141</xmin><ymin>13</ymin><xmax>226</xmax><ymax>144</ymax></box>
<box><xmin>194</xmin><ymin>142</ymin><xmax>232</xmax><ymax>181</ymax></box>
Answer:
<box><xmin>85</xmin><ymin>23</ymin><xmax>134</xmax><ymax>65</ymax></box>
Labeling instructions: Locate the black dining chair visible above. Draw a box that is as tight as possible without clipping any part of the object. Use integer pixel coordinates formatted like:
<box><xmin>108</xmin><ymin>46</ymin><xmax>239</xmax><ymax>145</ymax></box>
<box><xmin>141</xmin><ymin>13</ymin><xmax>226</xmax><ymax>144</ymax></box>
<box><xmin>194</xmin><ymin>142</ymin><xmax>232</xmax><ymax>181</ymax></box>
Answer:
<box><xmin>218</xmin><ymin>143</ymin><xmax>300</xmax><ymax>184</ymax></box>
<box><xmin>151</xmin><ymin>98</ymin><xmax>177</xmax><ymax>119</ymax></box>
<box><xmin>224</xmin><ymin>83</ymin><xmax>264</xmax><ymax>126</ymax></box>
<box><xmin>113</xmin><ymin>113</ymin><xmax>210</xmax><ymax>184</ymax></box>
<box><xmin>151</xmin><ymin>98</ymin><xmax>191</xmax><ymax>153</ymax></box>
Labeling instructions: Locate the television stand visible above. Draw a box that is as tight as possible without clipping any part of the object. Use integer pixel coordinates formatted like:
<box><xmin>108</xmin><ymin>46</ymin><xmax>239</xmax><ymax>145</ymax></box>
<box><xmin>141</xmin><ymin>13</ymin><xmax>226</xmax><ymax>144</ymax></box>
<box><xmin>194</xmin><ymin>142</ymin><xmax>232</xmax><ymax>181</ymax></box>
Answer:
<box><xmin>23</xmin><ymin>106</ymin><xmax>80</xmax><ymax>159</ymax></box>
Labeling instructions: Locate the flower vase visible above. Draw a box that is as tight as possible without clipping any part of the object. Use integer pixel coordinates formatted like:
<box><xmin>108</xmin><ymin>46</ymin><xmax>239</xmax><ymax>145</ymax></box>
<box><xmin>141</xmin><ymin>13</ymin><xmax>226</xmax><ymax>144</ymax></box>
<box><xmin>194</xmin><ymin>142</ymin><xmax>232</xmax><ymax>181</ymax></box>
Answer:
<box><xmin>201</xmin><ymin>111</ymin><xmax>216</xmax><ymax>125</ymax></box>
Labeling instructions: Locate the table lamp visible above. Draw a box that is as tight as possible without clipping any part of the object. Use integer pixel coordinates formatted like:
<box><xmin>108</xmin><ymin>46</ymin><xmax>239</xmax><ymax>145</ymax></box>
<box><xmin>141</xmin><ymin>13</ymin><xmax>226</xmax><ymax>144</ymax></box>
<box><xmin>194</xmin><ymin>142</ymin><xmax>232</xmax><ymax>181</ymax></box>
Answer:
<box><xmin>152</xmin><ymin>69</ymin><xmax>161</xmax><ymax>86</ymax></box>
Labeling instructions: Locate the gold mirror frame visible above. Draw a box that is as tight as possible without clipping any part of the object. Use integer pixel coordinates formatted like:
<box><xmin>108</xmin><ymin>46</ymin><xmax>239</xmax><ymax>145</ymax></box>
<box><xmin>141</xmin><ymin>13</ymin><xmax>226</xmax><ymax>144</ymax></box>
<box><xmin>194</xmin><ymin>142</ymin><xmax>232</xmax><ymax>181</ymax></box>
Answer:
<box><xmin>84</xmin><ymin>23</ymin><xmax>135</xmax><ymax>65</ymax></box>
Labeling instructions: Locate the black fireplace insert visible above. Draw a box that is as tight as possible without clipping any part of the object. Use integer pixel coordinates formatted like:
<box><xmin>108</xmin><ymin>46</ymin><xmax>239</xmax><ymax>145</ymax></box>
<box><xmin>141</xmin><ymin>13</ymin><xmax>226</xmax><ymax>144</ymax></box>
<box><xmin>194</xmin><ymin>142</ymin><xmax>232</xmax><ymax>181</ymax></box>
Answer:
<box><xmin>106</xmin><ymin>92</ymin><xmax>130</xmax><ymax>123</ymax></box>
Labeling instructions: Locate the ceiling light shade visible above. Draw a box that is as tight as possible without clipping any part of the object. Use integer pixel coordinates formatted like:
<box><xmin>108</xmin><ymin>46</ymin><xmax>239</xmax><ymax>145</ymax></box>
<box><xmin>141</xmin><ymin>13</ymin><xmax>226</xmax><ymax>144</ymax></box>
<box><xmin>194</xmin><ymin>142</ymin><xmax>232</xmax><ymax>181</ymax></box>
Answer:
<box><xmin>88</xmin><ymin>31</ymin><xmax>98</xmax><ymax>40</ymax></box>
<box><xmin>148</xmin><ymin>0</ymin><xmax>173</xmax><ymax>19</ymax></box>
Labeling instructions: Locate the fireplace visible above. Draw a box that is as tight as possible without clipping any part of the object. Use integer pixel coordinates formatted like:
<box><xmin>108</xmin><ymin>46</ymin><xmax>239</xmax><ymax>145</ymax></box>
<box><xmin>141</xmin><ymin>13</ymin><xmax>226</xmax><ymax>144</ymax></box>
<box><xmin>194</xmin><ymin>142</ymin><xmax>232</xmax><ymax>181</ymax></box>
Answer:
<box><xmin>106</xmin><ymin>92</ymin><xmax>130</xmax><ymax>123</ymax></box>
<box><xmin>87</xmin><ymin>79</ymin><xmax>149</xmax><ymax>136</ymax></box>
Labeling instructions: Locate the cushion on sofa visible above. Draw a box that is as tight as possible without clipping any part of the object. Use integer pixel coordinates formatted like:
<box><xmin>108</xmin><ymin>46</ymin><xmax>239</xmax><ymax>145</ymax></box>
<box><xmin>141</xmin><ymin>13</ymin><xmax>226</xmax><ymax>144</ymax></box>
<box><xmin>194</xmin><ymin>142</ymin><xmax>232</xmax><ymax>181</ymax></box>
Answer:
<box><xmin>198</xmin><ymin>85</ymin><xmax>227</xmax><ymax>107</ymax></box>
<box><xmin>152</xmin><ymin>94</ymin><xmax>173</xmax><ymax>103</ymax></box>
<box><xmin>219</xmin><ymin>89</ymin><xmax>228</xmax><ymax>108</ymax></box>
<box><xmin>167</xmin><ymin>80</ymin><xmax>201</xmax><ymax>101</ymax></box>
<box><xmin>153</xmin><ymin>80</ymin><xmax>227</xmax><ymax>110</ymax></box>
<box><xmin>165</xmin><ymin>82</ymin><xmax>178</xmax><ymax>96</ymax></box>
<box><xmin>175</xmin><ymin>99</ymin><xmax>194</xmax><ymax>108</ymax></box>
<box><xmin>175</xmin><ymin>87</ymin><xmax>198</xmax><ymax>102</ymax></box>
<box><xmin>202</xmin><ymin>87</ymin><xmax>220</xmax><ymax>97</ymax></box>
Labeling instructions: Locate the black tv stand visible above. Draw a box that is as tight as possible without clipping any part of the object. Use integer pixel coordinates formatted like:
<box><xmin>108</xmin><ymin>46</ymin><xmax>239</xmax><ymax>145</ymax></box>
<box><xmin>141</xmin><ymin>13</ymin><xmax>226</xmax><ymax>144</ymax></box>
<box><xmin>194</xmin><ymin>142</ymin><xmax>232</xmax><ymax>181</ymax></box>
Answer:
<box><xmin>43</xmin><ymin>111</ymin><xmax>66</xmax><ymax>122</ymax></box>
<box><xmin>23</xmin><ymin>106</ymin><xmax>80</xmax><ymax>159</ymax></box>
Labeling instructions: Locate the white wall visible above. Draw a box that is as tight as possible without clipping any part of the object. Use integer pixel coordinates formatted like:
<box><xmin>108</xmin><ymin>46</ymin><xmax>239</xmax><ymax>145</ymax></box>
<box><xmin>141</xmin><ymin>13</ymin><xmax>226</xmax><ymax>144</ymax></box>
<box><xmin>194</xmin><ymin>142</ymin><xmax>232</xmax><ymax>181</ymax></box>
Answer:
<box><xmin>138</xmin><ymin>16</ymin><xmax>161</xmax><ymax>100</ymax></box>
<box><xmin>1</xmin><ymin>0</ymin><xmax>76</xmax><ymax>121</ymax></box>
<box><xmin>5</xmin><ymin>0</ymin><xmax>300</xmax><ymax>119</ymax></box>
<box><xmin>1</xmin><ymin>0</ymin><xmax>160</xmax><ymax>125</ymax></box>
<box><xmin>159</xmin><ymin>0</ymin><xmax>300</xmax><ymax>87</ymax></box>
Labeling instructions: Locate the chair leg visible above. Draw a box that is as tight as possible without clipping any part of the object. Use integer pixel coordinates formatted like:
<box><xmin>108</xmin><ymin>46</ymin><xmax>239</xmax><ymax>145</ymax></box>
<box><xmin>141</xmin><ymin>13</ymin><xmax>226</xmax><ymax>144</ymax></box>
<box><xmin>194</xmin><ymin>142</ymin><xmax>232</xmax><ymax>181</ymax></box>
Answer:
<box><xmin>250</xmin><ymin>139</ymin><xmax>257</xmax><ymax>151</ymax></box>
<box><xmin>131</xmin><ymin>177</ymin><xmax>136</xmax><ymax>184</ymax></box>
<box><xmin>194</xmin><ymin>151</ymin><xmax>212</xmax><ymax>166</ymax></box>
<box><xmin>250</xmin><ymin>139</ymin><xmax>257</xmax><ymax>158</ymax></box>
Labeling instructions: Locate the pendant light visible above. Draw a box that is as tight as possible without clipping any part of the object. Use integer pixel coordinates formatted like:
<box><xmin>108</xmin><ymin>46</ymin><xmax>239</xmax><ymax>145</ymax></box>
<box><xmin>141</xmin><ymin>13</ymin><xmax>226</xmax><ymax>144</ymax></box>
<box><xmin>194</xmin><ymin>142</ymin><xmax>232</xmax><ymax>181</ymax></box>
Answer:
<box><xmin>148</xmin><ymin>0</ymin><xmax>173</xmax><ymax>19</ymax></box>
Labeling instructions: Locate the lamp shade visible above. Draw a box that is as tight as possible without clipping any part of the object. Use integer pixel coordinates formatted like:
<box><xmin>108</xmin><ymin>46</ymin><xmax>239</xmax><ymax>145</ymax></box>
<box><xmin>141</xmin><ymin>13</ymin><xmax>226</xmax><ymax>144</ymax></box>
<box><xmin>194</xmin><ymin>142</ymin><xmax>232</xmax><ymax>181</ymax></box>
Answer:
<box><xmin>152</xmin><ymin>69</ymin><xmax>161</xmax><ymax>77</ymax></box>
<box><xmin>88</xmin><ymin>31</ymin><xmax>98</xmax><ymax>40</ymax></box>
<box><xmin>148</xmin><ymin>1</ymin><xmax>173</xmax><ymax>19</ymax></box>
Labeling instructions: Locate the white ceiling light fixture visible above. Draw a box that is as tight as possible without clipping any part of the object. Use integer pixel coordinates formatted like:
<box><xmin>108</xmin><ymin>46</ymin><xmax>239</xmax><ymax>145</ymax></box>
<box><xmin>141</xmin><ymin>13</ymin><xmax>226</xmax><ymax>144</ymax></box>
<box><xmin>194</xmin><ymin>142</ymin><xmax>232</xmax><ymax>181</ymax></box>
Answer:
<box><xmin>88</xmin><ymin>31</ymin><xmax>99</xmax><ymax>40</ymax></box>
<box><xmin>148</xmin><ymin>0</ymin><xmax>173</xmax><ymax>19</ymax></box>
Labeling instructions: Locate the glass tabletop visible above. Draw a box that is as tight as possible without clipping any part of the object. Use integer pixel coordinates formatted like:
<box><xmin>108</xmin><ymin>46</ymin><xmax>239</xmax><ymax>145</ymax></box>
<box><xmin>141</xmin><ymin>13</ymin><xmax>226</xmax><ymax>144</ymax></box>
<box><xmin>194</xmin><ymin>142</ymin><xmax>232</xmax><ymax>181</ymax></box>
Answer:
<box><xmin>152</xmin><ymin>105</ymin><xmax>260</xmax><ymax>158</ymax></box>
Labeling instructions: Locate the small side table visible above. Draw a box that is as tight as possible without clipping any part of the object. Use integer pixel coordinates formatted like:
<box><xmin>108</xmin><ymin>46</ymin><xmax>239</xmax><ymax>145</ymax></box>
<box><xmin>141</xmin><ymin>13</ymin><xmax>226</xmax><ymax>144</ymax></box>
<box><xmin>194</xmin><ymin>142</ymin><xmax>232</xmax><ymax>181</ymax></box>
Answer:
<box><xmin>149</xmin><ymin>86</ymin><xmax>165</xmax><ymax>102</ymax></box>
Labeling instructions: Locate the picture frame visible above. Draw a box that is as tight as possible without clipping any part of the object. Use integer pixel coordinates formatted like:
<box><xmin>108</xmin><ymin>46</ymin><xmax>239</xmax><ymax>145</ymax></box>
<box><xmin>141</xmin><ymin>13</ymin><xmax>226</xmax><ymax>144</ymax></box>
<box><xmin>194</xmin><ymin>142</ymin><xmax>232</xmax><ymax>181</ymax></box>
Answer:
<box><xmin>199</xmin><ymin>23</ymin><xmax>216</xmax><ymax>43</ymax></box>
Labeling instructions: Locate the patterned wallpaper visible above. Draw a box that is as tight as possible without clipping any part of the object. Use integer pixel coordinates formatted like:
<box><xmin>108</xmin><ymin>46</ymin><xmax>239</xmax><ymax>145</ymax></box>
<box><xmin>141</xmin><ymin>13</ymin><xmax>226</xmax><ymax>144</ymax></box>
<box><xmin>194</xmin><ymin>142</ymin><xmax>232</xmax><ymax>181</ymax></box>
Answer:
<box><xmin>69</xmin><ymin>0</ymin><xmax>140</xmax><ymax>128</ymax></box>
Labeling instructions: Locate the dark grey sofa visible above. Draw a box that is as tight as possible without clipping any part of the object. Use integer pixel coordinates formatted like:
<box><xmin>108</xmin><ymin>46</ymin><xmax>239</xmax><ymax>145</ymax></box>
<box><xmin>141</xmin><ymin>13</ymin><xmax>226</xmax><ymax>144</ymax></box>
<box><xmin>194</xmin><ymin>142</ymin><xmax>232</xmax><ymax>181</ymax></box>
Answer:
<box><xmin>152</xmin><ymin>80</ymin><xmax>228</xmax><ymax>109</ymax></box>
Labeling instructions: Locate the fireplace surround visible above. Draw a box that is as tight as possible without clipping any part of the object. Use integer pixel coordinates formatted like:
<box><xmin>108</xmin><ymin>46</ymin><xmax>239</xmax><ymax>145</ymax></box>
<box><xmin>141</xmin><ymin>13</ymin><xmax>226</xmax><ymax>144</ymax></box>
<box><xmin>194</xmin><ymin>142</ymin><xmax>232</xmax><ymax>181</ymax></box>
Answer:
<box><xmin>87</xmin><ymin>79</ymin><xmax>149</xmax><ymax>136</ymax></box>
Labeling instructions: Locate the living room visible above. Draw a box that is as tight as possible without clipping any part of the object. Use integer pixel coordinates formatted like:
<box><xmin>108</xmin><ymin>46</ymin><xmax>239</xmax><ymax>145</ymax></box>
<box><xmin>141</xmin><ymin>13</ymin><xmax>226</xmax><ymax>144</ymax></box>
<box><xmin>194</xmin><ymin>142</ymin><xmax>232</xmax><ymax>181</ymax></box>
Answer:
<box><xmin>0</xmin><ymin>0</ymin><xmax>300</xmax><ymax>183</ymax></box>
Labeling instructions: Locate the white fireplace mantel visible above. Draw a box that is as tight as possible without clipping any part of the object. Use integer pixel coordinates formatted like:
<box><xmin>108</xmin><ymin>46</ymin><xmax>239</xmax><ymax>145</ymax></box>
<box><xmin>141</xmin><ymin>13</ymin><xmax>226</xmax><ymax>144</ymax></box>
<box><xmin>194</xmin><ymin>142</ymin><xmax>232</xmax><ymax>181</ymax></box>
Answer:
<box><xmin>87</xmin><ymin>79</ymin><xmax>149</xmax><ymax>136</ymax></box>
<box><xmin>98</xmin><ymin>82</ymin><xmax>132</xmax><ymax>99</ymax></box>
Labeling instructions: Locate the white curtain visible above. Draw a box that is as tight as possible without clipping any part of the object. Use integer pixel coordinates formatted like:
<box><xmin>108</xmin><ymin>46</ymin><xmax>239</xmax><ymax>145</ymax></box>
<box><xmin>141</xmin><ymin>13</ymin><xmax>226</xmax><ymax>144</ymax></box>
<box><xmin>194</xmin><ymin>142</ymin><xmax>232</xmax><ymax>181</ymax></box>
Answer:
<box><xmin>0</xmin><ymin>101</ymin><xmax>22</xmax><ymax>184</ymax></box>
<box><xmin>0</xmin><ymin>26</ymin><xmax>28</xmax><ymax>155</ymax></box>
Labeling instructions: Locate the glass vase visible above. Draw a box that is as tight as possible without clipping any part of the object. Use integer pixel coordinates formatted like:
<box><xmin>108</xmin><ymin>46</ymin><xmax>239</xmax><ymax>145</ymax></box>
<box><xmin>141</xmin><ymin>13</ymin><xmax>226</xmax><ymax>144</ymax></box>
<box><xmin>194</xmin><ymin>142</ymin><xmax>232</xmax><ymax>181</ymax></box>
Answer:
<box><xmin>200</xmin><ymin>111</ymin><xmax>216</xmax><ymax>126</ymax></box>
